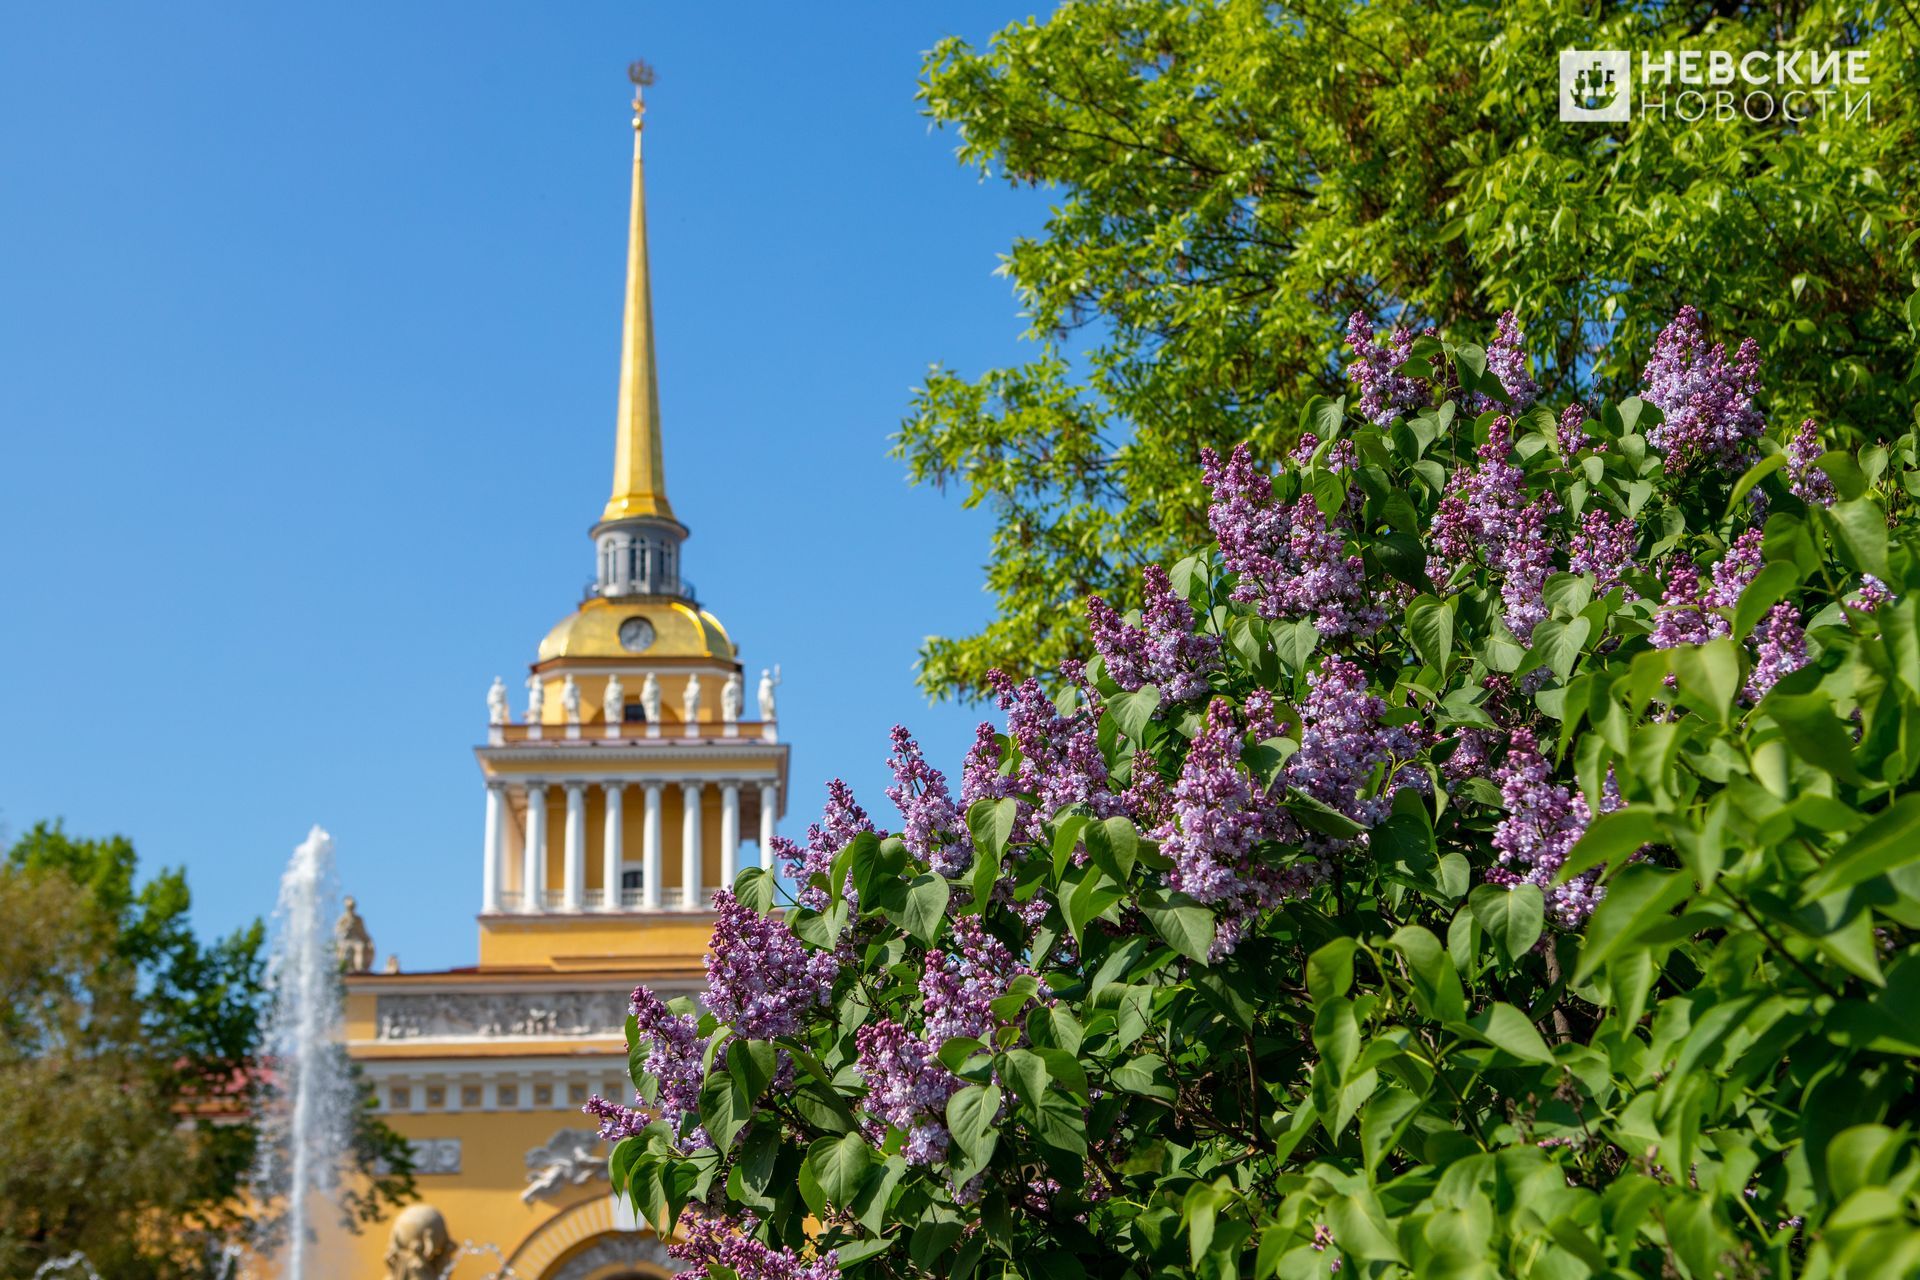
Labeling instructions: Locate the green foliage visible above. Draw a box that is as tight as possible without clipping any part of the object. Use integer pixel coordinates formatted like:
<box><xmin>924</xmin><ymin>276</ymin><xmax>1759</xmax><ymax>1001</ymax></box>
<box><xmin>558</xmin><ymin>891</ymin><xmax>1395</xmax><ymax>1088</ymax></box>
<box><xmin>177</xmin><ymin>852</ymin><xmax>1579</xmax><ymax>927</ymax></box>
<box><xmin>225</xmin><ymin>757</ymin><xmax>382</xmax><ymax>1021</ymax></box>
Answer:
<box><xmin>615</xmin><ymin>325</ymin><xmax>1920</xmax><ymax>1277</ymax></box>
<box><xmin>897</xmin><ymin>0</ymin><xmax>1920</xmax><ymax>699</ymax></box>
<box><xmin>0</xmin><ymin>824</ymin><xmax>413</xmax><ymax>1279</ymax></box>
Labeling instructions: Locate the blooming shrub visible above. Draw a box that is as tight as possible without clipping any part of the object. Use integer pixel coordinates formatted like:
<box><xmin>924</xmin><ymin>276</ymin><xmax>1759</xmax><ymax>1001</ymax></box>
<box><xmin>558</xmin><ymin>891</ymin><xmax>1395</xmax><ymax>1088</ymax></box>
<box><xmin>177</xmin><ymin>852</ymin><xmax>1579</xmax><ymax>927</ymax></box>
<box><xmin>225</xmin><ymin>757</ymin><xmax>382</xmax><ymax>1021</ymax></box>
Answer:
<box><xmin>602</xmin><ymin>310</ymin><xmax>1920</xmax><ymax>1279</ymax></box>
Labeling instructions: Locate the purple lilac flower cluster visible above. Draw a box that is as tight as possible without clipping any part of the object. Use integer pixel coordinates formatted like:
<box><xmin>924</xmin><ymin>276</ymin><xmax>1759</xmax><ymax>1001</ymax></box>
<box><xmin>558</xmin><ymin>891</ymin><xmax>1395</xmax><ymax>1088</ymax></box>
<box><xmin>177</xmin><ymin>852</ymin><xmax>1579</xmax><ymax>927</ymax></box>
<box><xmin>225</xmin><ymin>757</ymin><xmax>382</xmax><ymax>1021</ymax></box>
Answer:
<box><xmin>704</xmin><ymin>889</ymin><xmax>839</xmax><ymax>1040</ymax></box>
<box><xmin>856</xmin><ymin>918</ymin><xmax>1032</xmax><ymax>1165</ymax></box>
<box><xmin>1427</xmin><ymin>417</ymin><xmax>1562</xmax><ymax>638</ymax></box>
<box><xmin>1746</xmin><ymin>604</ymin><xmax>1809</xmax><ymax>701</ymax></box>
<box><xmin>1557</xmin><ymin>402</ymin><xmax>1592</xmax><ymax>459</ymax></box>
<box><xmin>1201</xmin><ymin>444</ymin><xmax>1382</xmax><ymax>638</ymax></box>
<box><xmin>854</xmin><ymin>1018</ymin><xmax>961</xmax><ymax>1165</ymax></box>
<box><xmin>1487</xmin><ymin>729</ymin><xmax>1605</xmax><ymax>925</ymax></box>
<box><xmin>1569</xmin><ymin>509</ymin><xmax>1639</xmax><ymax>595</ymax></box>
<box><xmin>669</xmin><ymin>1211</ymin><xmax>839</xmax><ymax>1280</ymax></box>
<box><xmin>781</xmin><ymin>779</ymin><xmax>876</xmax><ymax>910</ymax></box>
<box><xmin>1853</xmin><ymin>575</ymin><xmax>1895</xmax><ymax>612</ymax></box>
<box><xmin>1086</xmin><ymin>565</ymin><xmax>1222</xmax><ymax>702</ymax></box>
<box><xmin>627</xmin><ymin>988</ymin><xmax>707</xmax><ymax>1141</ymax></box>
<box><xmin>1704</xmin><ymin>530</ymin><xmax>1765</xmax><ymax>609</ymax></box>
<box><xmin>1344</xmin><ymin>311</ymin><xmax>1427</xmax><ymax>426</ymax></box>
<box><xmin>972</xmin><ymin>670</ymin><xmax>1121</xmax><ymax>840</ymax></box>
<box><xmin>1650</xmin><ymin>560</ymin><xmax>1728</xmax><ymax>651</ymax></box>
<box><xmin>1286</xmin><ymin>656</ymin><xmax>1426</xmax><ymax>829</ymax></box>
<box><xmin>1470</xmin><ymin>309</ymin><xmax>1539</xmax><ymax>414</ymax></box>
<box><xmin>885</xmin><ymin>725</ymin><xmax>971</xmax><ymax>876</ymax></box>
<box><xmin>1160</xmin><ymin>698</ymin><xmax>1294</xmax><ymax>907</ymax></box>
<box><xmin>1786</xmin><ymin>418</ymin><xmax>1835</xmax><ymax>506</ymax></box>
<box><xmin>1641</xmin><ymin>306</ymin><xmax>1765</xmax><ymax>475</ymax></box>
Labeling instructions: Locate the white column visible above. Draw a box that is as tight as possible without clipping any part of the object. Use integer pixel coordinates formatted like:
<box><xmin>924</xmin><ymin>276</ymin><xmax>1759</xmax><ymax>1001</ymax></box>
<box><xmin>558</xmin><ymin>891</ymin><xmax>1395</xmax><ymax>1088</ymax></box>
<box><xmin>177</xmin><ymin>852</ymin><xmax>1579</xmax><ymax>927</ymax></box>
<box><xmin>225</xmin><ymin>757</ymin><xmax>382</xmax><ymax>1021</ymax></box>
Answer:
<box><xmin>563</xmin><ymin>783</ymin><xmax>587</xmax><ymax>911</ymax></box>
<box><xmin>720</xmin><ymin>783</ymin><xmax>740</xmax><ymax>891</ymax></box>
<box><xmin>759</xmin><ymin>783</ymin><xmax>778</xmax><ymax>871</ymax></box>
<box><xmin>602</xmin><ymin>783</ymin><xmax>624</xmax><ymax>910</ymax></box>
<box><xmin>522</xmin><ymin>783</ymin><xmax>548</xmax><ymax>913</ymax></box>
<box><xmin>681</xmin><ymin>781</ymin><xmax>704</xmax><ymax>909</ymax></box>
<box><xmin>642</xmin><ymin>783</ymin><xmax>663</xmax><ymax>909</ymax></box>
<box><xmin>482</xmin><ymin>783</ymin><xmax>504</xmax><ymax>913</ymax></box>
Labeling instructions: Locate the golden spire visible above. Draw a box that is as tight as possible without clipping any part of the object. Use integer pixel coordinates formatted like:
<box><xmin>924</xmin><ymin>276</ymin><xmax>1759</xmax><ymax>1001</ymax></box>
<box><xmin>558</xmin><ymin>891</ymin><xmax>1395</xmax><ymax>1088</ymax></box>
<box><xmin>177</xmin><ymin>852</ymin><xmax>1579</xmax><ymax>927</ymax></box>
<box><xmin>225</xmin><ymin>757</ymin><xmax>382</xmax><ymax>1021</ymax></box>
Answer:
<box><xmin>603</xmin><ymin>60</ymin><xmax>675</xmax><ymax>523</ymax></box>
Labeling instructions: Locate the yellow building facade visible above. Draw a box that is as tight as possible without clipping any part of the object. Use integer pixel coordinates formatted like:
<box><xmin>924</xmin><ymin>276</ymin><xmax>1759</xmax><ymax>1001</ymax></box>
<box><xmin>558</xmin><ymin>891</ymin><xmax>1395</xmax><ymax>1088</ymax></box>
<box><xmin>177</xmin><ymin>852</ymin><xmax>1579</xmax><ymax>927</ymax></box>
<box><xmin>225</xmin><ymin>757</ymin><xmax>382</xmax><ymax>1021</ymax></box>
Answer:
<box><xmin>336</xmin><ymin>78</ymin><xmax>783</xmax><ymax>1280</ymax></box>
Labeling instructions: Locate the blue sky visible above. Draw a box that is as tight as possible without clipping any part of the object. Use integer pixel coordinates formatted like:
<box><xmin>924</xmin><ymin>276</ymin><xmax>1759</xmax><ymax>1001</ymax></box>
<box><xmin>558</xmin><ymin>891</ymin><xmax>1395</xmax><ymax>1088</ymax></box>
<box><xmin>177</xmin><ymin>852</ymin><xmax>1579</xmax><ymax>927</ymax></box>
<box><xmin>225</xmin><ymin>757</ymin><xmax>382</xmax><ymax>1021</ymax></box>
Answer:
<box><xmin>0</xmin><ymin>3</ymin><xmax>1050</xmax><ymax>969</ymax></box>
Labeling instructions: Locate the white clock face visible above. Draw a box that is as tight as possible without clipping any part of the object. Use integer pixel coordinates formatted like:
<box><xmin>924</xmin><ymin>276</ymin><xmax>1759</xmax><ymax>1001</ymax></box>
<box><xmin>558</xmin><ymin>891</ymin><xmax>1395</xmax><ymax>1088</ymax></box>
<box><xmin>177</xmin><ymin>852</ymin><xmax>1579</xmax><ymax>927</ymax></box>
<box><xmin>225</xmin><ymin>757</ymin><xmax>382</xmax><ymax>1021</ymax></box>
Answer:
<box><xmin>617</xmin><ymin>617</ymin><xmax>656</xmax><ymax>653</ymax></box>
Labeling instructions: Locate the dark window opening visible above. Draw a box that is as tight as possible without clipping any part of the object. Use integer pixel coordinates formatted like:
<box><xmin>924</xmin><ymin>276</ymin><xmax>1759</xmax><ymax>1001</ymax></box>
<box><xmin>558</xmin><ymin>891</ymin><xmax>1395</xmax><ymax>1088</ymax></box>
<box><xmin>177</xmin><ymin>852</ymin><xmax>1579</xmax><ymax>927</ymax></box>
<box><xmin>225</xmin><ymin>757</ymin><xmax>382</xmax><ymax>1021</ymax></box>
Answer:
<box><xmin>621</xmin><ymin>869</ymin><xmax>645</xmax><ymax>890</ymax></box>
<box><xmin>622</xmin><ymin>700</ymin><xmax>647</xmax><ymax>723</ymax></box>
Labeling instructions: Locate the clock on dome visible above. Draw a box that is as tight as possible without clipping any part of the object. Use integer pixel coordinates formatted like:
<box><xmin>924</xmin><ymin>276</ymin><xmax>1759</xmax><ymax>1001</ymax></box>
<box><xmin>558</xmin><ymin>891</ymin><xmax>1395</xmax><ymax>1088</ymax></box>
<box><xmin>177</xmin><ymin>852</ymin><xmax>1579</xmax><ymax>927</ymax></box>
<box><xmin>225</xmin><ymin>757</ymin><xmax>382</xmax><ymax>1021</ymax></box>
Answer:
<box><xmin>617</xmin><ymin>616</ymin><xmax>656</xmax><ymax>652</ymax></box>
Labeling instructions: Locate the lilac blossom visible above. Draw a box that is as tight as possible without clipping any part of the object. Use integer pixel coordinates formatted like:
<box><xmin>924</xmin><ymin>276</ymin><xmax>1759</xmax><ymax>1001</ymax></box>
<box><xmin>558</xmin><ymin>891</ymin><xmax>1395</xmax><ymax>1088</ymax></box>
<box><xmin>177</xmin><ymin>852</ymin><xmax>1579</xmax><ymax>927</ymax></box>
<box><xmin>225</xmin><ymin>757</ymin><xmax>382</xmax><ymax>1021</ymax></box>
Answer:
<box><xmin>1345</xmin><ymin>311</ymin><xmax>1427</xmax><ymax>426</ymax></box>
<box><xmin>959</xmin><ymin>722</ymin><xmax>1015</xmax><ymax>807</ymax></box>
<box><xmin>1427</xmin><ymin>417</ymin><xmax>1562</xmax><ymax>636</ymax></box>
<box><xmin>1160</xmin><ymin>699</ymin><xmax>1290</xmax><ymax>906</ymax></box>
<box><xmin>1086</xmin><ymin>565</ymin><xmax>1221</xmax><ymax>702</ymax></box>
<box><xmin>1641</xmin><ymin>306</ymin><xmax>1765</xmax><ymax>475</ymax></box>
<box><xmin>1286</xmin><ymin>656</ymin><xmax>1426</xmax><ymax>829</ymax></box>
<box><xmin>581</xmin><ymin>1092</ymin><xmax>649</xmax><ymax>1142</ymax></box>
<box><xmin>1499</xmin><ymin>495</ymin><xmax>1560</xmax><ymax>640</ymax></box>
<box><xmin>1650</xmin><ymin>560</ymin><xmax>1728</xmax><ymax>651</ymax></box>
<box><xmin>1557</xmin><ymin>402</ymin><xmax>1592</xmax><ymax>458</ymax></box>
<box><xmin>704</xmin><ymin>889</ymin><xmax>839</xmax><ymax>1040</ymax></box>
<box><xmin>1852</xmin><ymin>575</ymin><xmax>1895</xmax><ymax>612</ymax></box>
<box><xmin>1472</xmin><ymin>309</ymin><xmax>1539</xmax><ymax>413</ymax></box>
<box><xmin>670</xmin><ymin>1211</ymin><xmax>839</xmax><ymax>1280</ymax></box>
<box><xmin>1705</xmin><ymin>530</ymin><xmax>1766</xmax><ymax>610</ymax></box>
<box><xmin>855</xmin><ymin>1018</ymin><xmax>960</xmax><ymax>1166</ymax></box>
<box><xmin>885</xmin><ymin>725</ymin><xmax>971</xmax><ymax>876</ymax></box>
<box><xmin>1488</xmin><ymin>729</ymin><xmax>1604</xmax><ymax>925</ymax></box>
<box><xmin>782</xmin><ymin>779</ymin><xmax>876</xmax><ymax>910</ymax></box>
<box><xmin>921</xmin><ymin>915</ymin><xmax>1032</xmax><ymax>1046</ymax></box>
<box><xmin>1746</xmin><ymin>604</ymin><xmax>1808</xmax><ymax>701</ymax></box>
<box><xmin>1201</xmin><ymin>445</ymin><xmax>1381</xmax><ymax>638</ymax></box>
<box><xmin>1786</xmin><ymin>418</ymin><xmax>1835</xmax><ymax>506</ymax></box>
<box><xmin>984</xmin><ymin>669</ymin><xmax>1121</xmax><ymax>839</ymax></box>
<box><xmin>1569</xmin><ymin>509</ymin><xmax>1639</xmax><ymax>595</ymax></box>
<box><xmin>628</xmin><ymin>988</ymin><xmax>707</xmax><ymax>1141</ymax></box>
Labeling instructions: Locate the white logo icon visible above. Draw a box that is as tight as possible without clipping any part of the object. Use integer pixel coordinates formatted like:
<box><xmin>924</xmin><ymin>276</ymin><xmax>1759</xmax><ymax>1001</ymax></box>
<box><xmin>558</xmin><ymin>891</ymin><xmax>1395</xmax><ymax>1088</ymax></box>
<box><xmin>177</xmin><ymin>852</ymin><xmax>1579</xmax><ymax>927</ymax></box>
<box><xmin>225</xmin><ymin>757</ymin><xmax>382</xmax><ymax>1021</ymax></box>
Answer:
<box><xmin>1560</xmin><ymin>50</ymin><xmax>1631</xmax><ymax>122</ymax></box>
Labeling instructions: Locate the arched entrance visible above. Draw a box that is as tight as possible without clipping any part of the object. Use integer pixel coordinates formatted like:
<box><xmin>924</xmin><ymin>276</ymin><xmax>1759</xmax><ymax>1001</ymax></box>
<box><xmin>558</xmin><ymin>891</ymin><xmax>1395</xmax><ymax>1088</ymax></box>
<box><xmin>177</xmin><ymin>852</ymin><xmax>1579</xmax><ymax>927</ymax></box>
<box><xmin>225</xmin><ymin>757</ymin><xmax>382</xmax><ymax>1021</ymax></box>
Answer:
<box><xmin>503</xmin><ymin>1194</ymin><xmax>682</xmax><ymax>1280</ymax></box>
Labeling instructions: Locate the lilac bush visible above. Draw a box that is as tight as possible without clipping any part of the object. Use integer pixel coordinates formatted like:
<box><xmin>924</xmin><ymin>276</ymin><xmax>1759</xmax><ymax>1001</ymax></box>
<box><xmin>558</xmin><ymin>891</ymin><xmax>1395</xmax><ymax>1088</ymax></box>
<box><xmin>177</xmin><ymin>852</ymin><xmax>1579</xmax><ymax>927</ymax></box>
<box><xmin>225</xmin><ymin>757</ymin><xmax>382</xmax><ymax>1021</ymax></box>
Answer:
<box><xmin>600</xmin><ymin>309</ymin><xmax>1920</xmax><ymax>1280</ymax></box>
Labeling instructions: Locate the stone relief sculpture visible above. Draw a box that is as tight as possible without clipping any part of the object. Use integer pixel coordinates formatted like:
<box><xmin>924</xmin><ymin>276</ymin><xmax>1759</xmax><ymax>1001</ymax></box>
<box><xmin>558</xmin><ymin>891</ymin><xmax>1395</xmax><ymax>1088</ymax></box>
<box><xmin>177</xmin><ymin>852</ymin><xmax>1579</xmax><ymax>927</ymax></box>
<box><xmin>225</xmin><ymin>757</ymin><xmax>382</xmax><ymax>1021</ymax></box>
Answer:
<box><xmin>721</xmin><ymin>671</ymin><xmax>743</xmax><ymax>723</ymax></box>
<box><xmin>373</xmin><ymin>989</ymin><xmax>633</xmax><ymax>1041</ymax></box>
<box><xmin>521</xmin><ymin>1128</ymin><xmax>606</xmax><ymax>1203</ymax></box>
<box><xmin>486</xmin><ymin>676</ymin><xmax>509</xmax><ymax>726</ymax></box>
<box><xmin>383</xmin><ymin>1203</ymin><xmax>456</xmax><ymax>1280</ymax></box>
<box><xmin>561</xmin><ymin>675</ymin><xmax>582</xmax><ymax>725</ymax></box>
<box><xmin>407</xmin><ymin>1138</ymin><xmax>462</xmax><ymax>1175</ymax></box>
<box><xmin>603</xmin><ymin>673</ymin><xmax>624</xmax><ymax>724</ymax></box>
<box><xmin>682</xmin><ymin>672</ymin><xmax>702</xmax><ymax>726</ymax></box>
<box><xmin>641</xmin><ymin>672</ymin><xmax>661</xmax><ymax>723</ymax></box>
<box><xmin>334</xmin><ymin>896</ymin><xmax>374</xmax><ymax>973</ymax></box>
<box><xmin>757</xmin><ymin>664</ymin><xmax>781</xmax><ymax>721</ymax></box>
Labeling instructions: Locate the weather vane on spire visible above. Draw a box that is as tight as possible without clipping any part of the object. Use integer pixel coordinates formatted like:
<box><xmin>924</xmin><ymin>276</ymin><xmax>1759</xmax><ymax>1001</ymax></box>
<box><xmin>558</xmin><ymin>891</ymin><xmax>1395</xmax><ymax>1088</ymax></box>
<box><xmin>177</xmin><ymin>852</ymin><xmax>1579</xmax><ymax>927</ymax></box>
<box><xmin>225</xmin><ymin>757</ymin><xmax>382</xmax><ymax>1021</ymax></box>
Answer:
<box><xmin>628</xmin><ymin>59</ymin><xmax>656</xmax><ymax>130</ymax></box>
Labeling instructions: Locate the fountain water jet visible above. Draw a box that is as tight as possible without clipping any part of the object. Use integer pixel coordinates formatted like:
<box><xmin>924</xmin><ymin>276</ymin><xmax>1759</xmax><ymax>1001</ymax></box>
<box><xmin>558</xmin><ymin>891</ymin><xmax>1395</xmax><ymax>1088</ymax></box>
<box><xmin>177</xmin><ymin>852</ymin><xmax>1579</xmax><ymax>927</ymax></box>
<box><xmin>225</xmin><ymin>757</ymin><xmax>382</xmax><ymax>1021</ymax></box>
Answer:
<box><xmin>252</xmin><ymin>825</ymin><xmax>355</xmax><ymax>1279</ymax></box>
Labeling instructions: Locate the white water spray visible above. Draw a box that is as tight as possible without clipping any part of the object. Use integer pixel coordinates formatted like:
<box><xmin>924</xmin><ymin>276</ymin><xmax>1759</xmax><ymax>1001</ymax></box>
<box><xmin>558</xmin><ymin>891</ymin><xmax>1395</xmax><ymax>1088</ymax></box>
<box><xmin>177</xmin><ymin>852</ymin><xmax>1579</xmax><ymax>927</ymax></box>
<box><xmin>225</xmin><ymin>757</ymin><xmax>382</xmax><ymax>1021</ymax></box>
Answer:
<box><xmin>253</xmin><ymin>825</ymin><xmax>355</xmax><ymax>1279</ymax></box>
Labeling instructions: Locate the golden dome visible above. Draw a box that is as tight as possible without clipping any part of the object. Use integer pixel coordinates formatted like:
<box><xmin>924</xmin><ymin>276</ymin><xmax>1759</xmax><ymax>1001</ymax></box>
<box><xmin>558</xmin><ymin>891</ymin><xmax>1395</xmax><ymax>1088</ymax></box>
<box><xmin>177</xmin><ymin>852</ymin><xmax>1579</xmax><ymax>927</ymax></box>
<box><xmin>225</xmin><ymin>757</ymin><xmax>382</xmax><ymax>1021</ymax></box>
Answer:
<box><xmin>537</xmin><ymin>598</ymin><xmax>736</xmax><ymax>663</ymax></box>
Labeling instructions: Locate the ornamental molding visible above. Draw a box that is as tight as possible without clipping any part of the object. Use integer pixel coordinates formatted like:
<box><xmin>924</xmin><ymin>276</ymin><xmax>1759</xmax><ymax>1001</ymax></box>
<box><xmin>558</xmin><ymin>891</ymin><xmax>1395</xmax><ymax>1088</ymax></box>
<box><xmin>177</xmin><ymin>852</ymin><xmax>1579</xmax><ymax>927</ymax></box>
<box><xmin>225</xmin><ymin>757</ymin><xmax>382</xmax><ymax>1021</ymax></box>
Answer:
<box><xmin>374</xmin><ymin>989</ymin><xmax>632</xmax><ymax>1041</ymax></box>
<box><xmin>548</xmin><ymin>1235</ymin><xmax>682</xmax><ymax>1280</ymax></box>
<box><xmin>475</xmin><ymin>743</ymin><xmax>787</xmax><ymax>767</ymax></box>
<box><xmin>407</xmin><ymin>1138</ymin><xmax>462</xmax><ymax>1175</ymax></box>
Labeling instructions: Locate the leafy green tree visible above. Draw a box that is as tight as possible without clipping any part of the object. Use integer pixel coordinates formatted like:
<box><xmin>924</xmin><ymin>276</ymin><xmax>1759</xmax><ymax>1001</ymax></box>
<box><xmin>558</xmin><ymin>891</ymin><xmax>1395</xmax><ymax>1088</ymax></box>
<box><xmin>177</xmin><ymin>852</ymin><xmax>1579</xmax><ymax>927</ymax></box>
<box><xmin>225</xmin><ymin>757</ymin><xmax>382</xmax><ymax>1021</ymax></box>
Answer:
<box><xmin>604</xmin><ymin>314</ymin><xmax>1920</xmax><ymax>1277</ymax></box>
<box><xmin>0</xmin><ymin>825</ymin><xmax>413</xmax><ymax>1279</ymax></box>
<box><xmin>898</xmin><ymin>0</ymin><xmax>1920</xmax><ymax>699</ymax></box>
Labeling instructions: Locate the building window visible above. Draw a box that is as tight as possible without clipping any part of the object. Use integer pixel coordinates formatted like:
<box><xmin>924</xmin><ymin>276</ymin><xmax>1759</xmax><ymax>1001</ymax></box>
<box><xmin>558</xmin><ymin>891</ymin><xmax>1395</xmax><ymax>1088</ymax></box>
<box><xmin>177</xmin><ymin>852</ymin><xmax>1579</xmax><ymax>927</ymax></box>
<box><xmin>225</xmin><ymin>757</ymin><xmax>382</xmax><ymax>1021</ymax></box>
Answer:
<box><xmin>390</xmin><ymin>1086</ymin><xmax>411</xmax><ymax>1110</ymax></box>
<box><xmin>568</xmin><ymin>1083</ymin><xmax>588</xmax><ymax>1106</ymax></box>
<box><xmin>533</xmin><ymin>1083</ymin><xmax>553</xmax><ymax>1107</ymax></box>
<box><xmin>461</xmin><ymin>1085</ymin><xmax>482</xmax><ymax>1108</ymax></box>
<box><xmin>497</xmin><ymin>1083</ymin><xmax>518</xmax><ymax>1107</ymax></box>
<box><xmin>623</xmin><ymin>700</ymin><xmax>646</xmax><ymax>723</ymax></box>
<box><xmin>622</xmin><ymin>869</ymin><xmax>645</xmax><ymax>890</ymax></box>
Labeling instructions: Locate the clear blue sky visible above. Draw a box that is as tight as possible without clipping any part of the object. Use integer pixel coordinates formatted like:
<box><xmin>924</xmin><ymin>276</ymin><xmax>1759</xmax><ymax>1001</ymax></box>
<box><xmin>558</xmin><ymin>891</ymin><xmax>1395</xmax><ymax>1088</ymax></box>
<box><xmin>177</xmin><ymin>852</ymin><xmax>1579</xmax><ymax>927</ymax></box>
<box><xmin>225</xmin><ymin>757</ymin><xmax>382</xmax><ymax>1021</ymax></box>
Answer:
<box><xmin>0</xmin><ymin>3</ymin><xmax>1049</xmax><ymax>969</ymax></box>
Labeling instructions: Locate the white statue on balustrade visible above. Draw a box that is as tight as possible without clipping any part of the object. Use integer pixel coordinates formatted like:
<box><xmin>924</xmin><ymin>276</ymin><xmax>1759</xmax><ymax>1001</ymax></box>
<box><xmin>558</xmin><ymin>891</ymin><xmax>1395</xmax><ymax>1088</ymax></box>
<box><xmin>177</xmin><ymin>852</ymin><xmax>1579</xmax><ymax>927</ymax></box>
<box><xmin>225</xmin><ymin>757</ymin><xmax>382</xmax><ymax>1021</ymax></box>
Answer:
<box><xmin>758</xmin><ymin>664</ymin><xmax>781</xmax><ymax>721</ymax></box>
<box><xmin>487</xmin><ymin>676</ymin><xmax>509</xmax><ymax>726</ymax></box>
<box><xmin>603</xmin><ymin>673</ymin><xmax>624</xmax><ymax>734</ymax></box>
<box><xmin>721</xmin><ymin>671</ymin><xmax>743</xmax><ymax>723</ymax></box>
<box><xmin>525</xmin><ymin>675</ymin><xmax>544</xmax><ymax>724</ymax></box>
<box><xmin>641</xmin><ymin>672</ymin><xmax>661</xmax><ymax>724</ymax></box>
<box><xmin>561</xmin><ymin>675</ymin><xmax>582</xmax><ymax>726</ymax></box>
<box><xmin>682</xmin><ymin>673</ymin><xmax>702</xmax><ymax>729</ymax></box>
